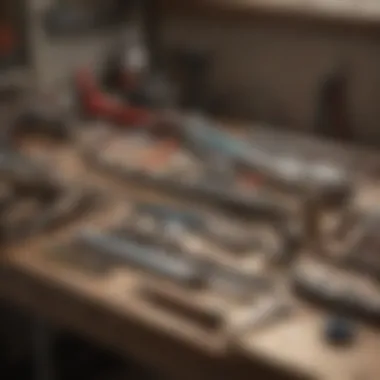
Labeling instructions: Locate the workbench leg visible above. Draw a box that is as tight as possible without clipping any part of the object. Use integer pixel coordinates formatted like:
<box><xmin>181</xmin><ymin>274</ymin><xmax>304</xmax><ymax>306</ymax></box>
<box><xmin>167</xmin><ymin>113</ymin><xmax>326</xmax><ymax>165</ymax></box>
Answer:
<box><xmin>33</xmin><ymin>317</ymin><xmax>56</xmax><ymax>380</ymax></box>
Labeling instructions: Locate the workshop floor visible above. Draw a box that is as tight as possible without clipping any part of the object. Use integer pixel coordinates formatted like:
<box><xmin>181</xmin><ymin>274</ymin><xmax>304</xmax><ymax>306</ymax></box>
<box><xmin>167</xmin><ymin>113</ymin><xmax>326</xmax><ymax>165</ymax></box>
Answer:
<box><xmin>0</xmin><ymin>301</ymin><xmax>163</xmax><ymax>380</ymax></box>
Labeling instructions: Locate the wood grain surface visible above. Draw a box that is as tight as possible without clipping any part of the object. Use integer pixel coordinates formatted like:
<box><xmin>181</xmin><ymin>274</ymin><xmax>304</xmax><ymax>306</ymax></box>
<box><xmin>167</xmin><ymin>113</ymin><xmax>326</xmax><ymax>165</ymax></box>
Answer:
<box><xmin>0</xmin><ymin>129</ymin><xmax>380</xmax><ymax>380</ymax></box>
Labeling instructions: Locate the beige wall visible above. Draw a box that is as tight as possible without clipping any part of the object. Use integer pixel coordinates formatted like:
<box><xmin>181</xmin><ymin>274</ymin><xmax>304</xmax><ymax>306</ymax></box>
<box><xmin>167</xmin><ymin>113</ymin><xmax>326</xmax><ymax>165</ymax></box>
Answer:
<box><xmin>162</xmin><ymin>15</ymin><xmax>380</xmax><ymax>144</ymax></box>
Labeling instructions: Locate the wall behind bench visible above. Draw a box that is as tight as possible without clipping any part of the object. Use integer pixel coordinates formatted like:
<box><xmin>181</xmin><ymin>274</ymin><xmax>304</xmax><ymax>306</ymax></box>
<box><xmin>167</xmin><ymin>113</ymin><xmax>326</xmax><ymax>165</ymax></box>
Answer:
<box><xmin>161</xmin><ymin>11</ymin><xmax>380</xmax><ymax>145</ymax></box>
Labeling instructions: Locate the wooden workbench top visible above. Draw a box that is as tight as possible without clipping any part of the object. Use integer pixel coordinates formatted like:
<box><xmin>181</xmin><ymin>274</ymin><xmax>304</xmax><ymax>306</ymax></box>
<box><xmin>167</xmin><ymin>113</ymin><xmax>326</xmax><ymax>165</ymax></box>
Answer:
<box><xmin>2</xmin><ymin>128</ymin><xmax>380</xmax><ymax>380</ymax></box>
<box><xmin>236</xmin><ymin>310</ymin><xmax>380</xmax><ymax>380</ymax></box>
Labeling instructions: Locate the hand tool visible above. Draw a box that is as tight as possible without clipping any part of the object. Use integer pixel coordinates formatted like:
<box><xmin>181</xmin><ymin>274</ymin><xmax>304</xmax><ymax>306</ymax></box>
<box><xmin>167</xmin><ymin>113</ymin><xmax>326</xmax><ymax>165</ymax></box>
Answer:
<box><xmin>79</xmin><ymin>137</ymin><xmax>290</xmax><ymax>219</ymax></box>
<box><xmin>111</xmin><ymin>224</ymin><xmax>177</xmax><ymax>251</ymax></box>
<box><xmin>76</xmin><ymin>124</ymin><xmax>297</xmax><ymax>249</ymax></box>
<box><xmin>114</xmin><ymin>217</ymin><xmax>273</xmax><ymax>294</ymax></box>
<box><xmin>116</xmin><ymin>216</ymin><xmax>260</xmax><ymax>257</ymax></box>
<box><xmin>0</xmin><ymin>147</ymin><xmax>99</xmax><ymax>241</ymax></box>
<box><xmin>134</xmin><ymin>202</ymin><xmax>204</xmax><ymax>230</ymax></box>
<box><xmin>140</xmin><ymin>285</ymin><xmax>222</xmax><ymax>331</ymax></box>
<box><xmin>74</xmin><ymin>68</ymin><xmax>155</xmax><ymax>127</ymax></box>
<box><xmin>131</xmin><ymin>202</ymin><xmax>266</xmax><ymax>253</ymax></box>
<box><xmin>69</xmin><ymin>229</ymin><xmax>273</xmax><ymax>297</ymax></box>
<box><xmin>74</xmin><ymin>229</ymin><xmax>206</xmax><ymax>287</ymax></box>
<box><xmin>0</xmin><ymin>143</ymin><xmax>101</xmax><ymax>244</ymax></box>
<box><xmin>292</xmin><ymin>261</ymin><xmax>380</xmax><ymax>324</ymax></box>
<box><xmin>179</xmin><ymin>114</ymin><xmax>352</xmax><ymax>204</ymax></box>
<box><xmin>179</xmin><ymin>178</ymin><xmax>289</xmax><ymax>220</ymax></box>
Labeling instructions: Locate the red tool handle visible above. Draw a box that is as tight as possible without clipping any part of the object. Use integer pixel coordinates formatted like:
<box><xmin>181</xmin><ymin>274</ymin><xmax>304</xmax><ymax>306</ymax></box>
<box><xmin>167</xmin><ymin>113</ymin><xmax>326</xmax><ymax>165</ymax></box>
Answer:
<box><xmin>75</xmin><ymin>68</ymin><xmax>154</xmax><ymax>127</ymax></box>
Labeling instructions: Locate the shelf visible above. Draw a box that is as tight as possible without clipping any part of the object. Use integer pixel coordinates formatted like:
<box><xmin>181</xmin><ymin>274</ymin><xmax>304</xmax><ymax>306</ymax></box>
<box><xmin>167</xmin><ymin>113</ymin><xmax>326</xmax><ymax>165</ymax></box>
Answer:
<box><xmin>161</xmin><ymin>0</ymin><xmax>380</xmax><ymax>31</ymax></box>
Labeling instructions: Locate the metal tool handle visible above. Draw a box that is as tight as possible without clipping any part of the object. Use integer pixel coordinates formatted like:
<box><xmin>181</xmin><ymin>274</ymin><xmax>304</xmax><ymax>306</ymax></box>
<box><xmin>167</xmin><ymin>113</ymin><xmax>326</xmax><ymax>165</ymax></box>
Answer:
<box><xmin>181</xmin><ymin>114</ymin><xmax>351</xmax><ymax>199</ymax></box>
<box><xmin>76</xmin><ymin>230</ymin><xmax>205</xmax><ymax>287</ymax></box>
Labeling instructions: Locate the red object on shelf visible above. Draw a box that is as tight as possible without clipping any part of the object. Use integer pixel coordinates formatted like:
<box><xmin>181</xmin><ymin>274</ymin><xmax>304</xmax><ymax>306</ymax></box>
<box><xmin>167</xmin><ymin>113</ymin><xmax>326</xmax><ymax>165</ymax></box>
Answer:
<box><xmin>0</xmin><ymin>25</ymin><xmax>16</xmax><ymax>55</ymax></box>
<box><xmin>75</xmin><ymin>68</ymin><xmax>154</xmax><ymax>127</ymax></box>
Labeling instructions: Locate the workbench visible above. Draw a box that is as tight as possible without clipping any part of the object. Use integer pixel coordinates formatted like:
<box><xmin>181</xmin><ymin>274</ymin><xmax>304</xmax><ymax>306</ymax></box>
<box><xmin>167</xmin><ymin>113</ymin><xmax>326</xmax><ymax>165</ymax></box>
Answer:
<box><xmin>0</xmin><ymin>126</ymin><xmax>380</xmax><ymax>380</ymax></box>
